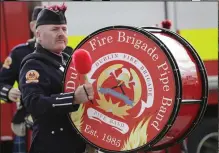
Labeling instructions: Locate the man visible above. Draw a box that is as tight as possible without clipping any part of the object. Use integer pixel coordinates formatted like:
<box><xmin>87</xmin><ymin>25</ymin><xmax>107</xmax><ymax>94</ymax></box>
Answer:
<box><xmin>19</xmin><ymin>4</ymin><xmax>94</xmax><ymax>153</ymax></box>
<box><xmin>0</xmin><ymin>6</ymin><xmax>42</xmax><ymax>104</ymax></box>
<box><xmin>0</xmin><ymin>6</ymin><xmax>43</xmax><ymax>153</ymax></box>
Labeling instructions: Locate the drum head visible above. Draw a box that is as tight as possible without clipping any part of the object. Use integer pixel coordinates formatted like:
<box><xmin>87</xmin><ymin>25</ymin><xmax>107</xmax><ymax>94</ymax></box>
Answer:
<box><xmin>63</xmin><ymin>26</ymin><xmax>181</xmax><ymax>152</ymax></box>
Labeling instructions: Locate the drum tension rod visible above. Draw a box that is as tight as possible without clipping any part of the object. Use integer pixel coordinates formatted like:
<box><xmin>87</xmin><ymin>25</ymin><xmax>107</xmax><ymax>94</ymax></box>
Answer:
<box><xmin>181</xmin><ymin>140</ymin><xmax>189</xmax><ymax>153</ymax></box>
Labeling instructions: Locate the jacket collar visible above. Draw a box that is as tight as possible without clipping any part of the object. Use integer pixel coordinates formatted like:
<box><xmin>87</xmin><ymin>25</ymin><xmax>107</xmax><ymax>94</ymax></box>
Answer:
<box><xmin>36</xmin><ymin>44</ymin><xmax>63</xmax><ymax>64</ymax></box>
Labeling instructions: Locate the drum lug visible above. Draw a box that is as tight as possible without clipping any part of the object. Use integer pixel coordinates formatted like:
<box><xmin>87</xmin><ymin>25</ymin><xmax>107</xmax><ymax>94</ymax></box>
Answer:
<box><xmin>167</xmin><ymin>124</ymin><xmax>172</xmax><ymax>128</ymax></box>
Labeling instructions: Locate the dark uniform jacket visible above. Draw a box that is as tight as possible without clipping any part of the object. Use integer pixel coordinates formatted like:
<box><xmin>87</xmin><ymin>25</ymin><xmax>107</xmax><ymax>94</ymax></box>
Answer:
<box><xmin>0</xmin><ymin>40</ymin><xmax>35</xmax><ymax>102</ymax></box>
<box><xmin>0</xmin><ymin>40</ymin><xmax>74</xmax><ymax>126</ymax></box>
<box><xmin>19</xmin><ymin>44</ymin><xmax>86</xmax><ymax>153</ymax></box>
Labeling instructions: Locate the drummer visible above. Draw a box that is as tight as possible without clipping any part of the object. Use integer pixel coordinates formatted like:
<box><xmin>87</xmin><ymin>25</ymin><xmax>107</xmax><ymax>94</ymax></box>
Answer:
<box><xmin>19</xmin><ymin>4</ymin><xmax>95</xmax><ymax>153</ymax></box>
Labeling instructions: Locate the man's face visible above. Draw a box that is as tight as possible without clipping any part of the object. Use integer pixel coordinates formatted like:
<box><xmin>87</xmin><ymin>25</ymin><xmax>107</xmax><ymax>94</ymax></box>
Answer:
<box><xmin>37</xmin><ymin>24</ymin><xmax>68</xmax><ymax>53</ymax></box>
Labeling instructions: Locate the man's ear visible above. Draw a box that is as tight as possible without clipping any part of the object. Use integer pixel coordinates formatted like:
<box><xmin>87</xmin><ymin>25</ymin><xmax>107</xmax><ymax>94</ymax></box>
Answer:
<box><xmin>36</xmin><ymin>28</ymin><xmax>41</xmax><ymax>43</ymax></box>
<box><xmin>30</xmin><ymin>21</ymin><xmax>35</xmax><ymax>33</ymax></box>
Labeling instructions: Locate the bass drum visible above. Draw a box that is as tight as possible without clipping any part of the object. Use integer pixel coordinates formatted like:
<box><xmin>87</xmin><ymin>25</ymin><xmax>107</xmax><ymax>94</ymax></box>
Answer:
<box><xmin>63</xmin><ymin>26</ymin><xmax>208</xmax><ymax>153</ymax></box>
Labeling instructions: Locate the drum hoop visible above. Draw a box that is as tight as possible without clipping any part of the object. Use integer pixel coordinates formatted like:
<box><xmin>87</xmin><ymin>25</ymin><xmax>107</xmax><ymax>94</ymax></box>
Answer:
<box><xmin>62</xmin><ymin>25</ymin><xmax>182</xmax><ymax>153</ymax></box>
<box><xmin>142</xmin><ymin>27</ymin><xmax>209</xmax><ymax>150</ymax></box>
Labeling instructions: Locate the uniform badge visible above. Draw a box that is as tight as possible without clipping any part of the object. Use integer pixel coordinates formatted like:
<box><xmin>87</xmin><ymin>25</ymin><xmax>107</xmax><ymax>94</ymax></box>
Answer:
<box><xmin>3</xmin><ymin>56</ymin><xmax>12</xmax><ymax>69</ymax></box>
<box><xmin>25</xmin><ymin>70</ymin><xmax>40</xmax><ymax>83</ymax></box>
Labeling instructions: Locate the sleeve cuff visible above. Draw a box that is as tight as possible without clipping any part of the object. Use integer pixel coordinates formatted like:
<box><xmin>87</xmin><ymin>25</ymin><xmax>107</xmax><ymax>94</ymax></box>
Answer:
<box><xmin>0</xmin><ymin>85</ymin><xmax>12</xmax><ymax>102</ymax></box>
<box><xmin>51</xmin><ymin>92</ymin><xmax>80</xmax><ymax>112</ymax></box>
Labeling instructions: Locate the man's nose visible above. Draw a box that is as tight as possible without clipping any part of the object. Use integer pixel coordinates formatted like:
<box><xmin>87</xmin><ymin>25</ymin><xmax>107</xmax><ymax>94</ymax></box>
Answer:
<box><xmin>57</xmin><ymin>29</ymin><xmax>65</xmax><ymax>36</ymax></box>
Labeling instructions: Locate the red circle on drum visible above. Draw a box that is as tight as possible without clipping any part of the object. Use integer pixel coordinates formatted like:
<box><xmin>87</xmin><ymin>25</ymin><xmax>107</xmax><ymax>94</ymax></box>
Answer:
<box><xmin>64</xmin><ymin>27</ymin><xmax>177</xmax><ymax>152</ymax></box>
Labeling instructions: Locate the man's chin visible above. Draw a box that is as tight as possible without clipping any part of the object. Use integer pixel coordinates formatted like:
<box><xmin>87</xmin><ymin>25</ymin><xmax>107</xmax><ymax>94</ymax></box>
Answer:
<box><xmin>54</xmin><ymin>45</ymin><xmax>66</xmax><ymax>53</ymax></box>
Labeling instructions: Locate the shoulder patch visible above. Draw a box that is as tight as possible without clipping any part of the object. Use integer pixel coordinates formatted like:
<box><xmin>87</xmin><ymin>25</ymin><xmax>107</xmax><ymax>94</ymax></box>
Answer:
<box><xmin>25</xmin><ymin>70</ymin><xmax>40</xmax><ymax>83</ymax></box>
<box><xmin>3</xmin><ymin>56</ymin><xmax>12</xmax><ymax>69</ymax></box>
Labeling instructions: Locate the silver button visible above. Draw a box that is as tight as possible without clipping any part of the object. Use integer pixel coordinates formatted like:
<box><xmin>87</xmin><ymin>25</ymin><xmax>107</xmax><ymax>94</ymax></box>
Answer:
<box><xmin>51</xmin><ymin>131</ymin><xmax>55</xmax><ymax>134</ymax></box>
<box><xmin>60</xmin><ymin>128</ymin><xmax>63</xmax><ymax>131</ymax></box>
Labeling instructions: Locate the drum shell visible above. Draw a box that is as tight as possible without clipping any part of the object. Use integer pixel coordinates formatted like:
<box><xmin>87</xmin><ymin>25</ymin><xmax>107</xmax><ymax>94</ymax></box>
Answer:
<box><xmin>142</xmin><ymin>27</ymin><xmax>208</xmax><ymax>150</ymax></box>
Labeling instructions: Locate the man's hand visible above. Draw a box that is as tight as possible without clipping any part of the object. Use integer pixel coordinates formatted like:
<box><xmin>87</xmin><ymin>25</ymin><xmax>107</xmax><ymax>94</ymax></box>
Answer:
<box><xmin>74</xmin><ymin>83</ymin><xmax>94</xmax><ymax>104</ymax></box>
<box><xmin>8</xmin><ymin>88</ymin><xmax>21</xmax><ymax>102</ymax></box>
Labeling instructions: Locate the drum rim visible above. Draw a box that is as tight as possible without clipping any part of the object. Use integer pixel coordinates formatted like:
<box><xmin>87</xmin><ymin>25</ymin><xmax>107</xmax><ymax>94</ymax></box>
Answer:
<box><xmin>63</xmin><ymin>25</ymin><xmax>182</xmax><ymax>153</ymax></box>
<box><xmin>141</xmin><ymin>27</ymin><xmax>209</xmax><ymax>150</ymax></box>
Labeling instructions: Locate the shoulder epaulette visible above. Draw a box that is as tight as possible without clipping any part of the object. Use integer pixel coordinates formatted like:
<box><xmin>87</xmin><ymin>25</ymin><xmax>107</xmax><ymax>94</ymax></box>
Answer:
<box><xmin>11</xmin><ymin>43</ymin><xmax>28</xmax><ymax>51</ymax></box>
